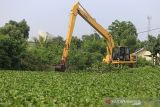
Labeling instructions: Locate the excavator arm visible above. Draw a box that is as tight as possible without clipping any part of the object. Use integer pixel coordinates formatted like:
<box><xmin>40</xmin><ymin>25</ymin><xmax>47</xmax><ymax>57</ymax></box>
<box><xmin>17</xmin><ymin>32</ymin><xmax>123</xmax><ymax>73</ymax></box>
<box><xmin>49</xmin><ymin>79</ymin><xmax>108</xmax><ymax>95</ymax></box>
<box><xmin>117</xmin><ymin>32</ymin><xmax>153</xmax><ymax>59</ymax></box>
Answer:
<box><xmin>55</xmin><ymin>2</ymin><xmax>115</xmax><ymax>71</ymax></box>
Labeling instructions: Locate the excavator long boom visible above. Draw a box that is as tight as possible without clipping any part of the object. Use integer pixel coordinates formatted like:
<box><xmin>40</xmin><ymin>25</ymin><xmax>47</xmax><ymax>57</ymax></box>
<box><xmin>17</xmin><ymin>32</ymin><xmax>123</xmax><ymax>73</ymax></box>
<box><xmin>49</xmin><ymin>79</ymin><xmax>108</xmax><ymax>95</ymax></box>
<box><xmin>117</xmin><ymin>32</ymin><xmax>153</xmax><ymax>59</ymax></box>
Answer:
<box><xmin>55</xmin><ymin>2</ymin><xmax>115</xmax><ymax>71</ymax></box>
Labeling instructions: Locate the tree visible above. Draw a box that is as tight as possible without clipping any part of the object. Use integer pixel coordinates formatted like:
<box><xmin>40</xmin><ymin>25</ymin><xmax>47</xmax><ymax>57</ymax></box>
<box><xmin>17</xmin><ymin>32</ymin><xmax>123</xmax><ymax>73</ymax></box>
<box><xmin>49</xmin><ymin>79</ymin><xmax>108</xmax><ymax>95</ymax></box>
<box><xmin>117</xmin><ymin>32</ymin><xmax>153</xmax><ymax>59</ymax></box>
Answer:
<box><xmin>146</xmin><ymin>35</ymin><xmax>157</xmax><ymax>53</ymax></box>
<box><xmin>21</xmin><ymin>35</ymin><xmax>65</xmax><ymax>71</ymax></box>
<box><xmin>0</xmin><ymin>19</ymin><xmax>29</xmax><ymax>70</ymax></box>
<box><xmin>52</xmin><ymin>36</ymin><xmax>64</xmax><ymax>46</ymax></box>
<box><xmin>82</xmin><ymin>33</ymin><xmax>106</xmax><ymax>55</ymax></box>
<box><xmin>108</xmin><ymin>20</ymin><xmax>138</xmax><ymax>52</ymax></box>
<box><xmin>70</xmin><ymin>36</ymin><xmax>82</xmax><ymax>50</ymax></box>
<box><xmin>34</xmin><ymin>34</ymin><xmax>50</xmax><ymax>48</ymax></box>
<box><xmin>157</xmin><ymin>34</ymin><xmax>160</xmax><ymax>44</ymax></box>
<box><xmin>67</xmin><ymin>33</ymin><xmax>106</xmax><ymax>70</ymax></box>
<box><xmin>0</xmin><ymin>19</ymin><xmax>30</xmax><ymax>39</ymax></box>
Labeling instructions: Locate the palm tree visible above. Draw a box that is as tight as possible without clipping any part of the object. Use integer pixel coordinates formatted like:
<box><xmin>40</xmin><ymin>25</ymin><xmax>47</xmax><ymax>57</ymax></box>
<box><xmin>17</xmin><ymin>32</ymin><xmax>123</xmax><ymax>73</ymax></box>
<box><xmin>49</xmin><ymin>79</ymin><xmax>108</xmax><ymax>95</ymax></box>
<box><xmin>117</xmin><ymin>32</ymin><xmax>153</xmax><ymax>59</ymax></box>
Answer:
<box><xmin>33</xmin><ymin>32</ymin><xmax>52</xmax><ymax>48</ymax></box>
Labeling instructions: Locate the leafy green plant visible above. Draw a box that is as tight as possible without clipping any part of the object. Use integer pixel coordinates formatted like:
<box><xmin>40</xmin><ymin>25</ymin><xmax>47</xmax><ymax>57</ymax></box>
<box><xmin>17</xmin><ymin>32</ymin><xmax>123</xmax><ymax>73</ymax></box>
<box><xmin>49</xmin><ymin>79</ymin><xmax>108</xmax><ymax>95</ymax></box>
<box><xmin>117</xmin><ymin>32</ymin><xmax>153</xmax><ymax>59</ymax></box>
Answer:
<box><xmin>0</xmin><ymin>67</ymin><xmax>160</xmax><ymax>106</ymax></box>
<box><xmin>136</xmin><ymin>57</ymin><xmax>154</xmax><ymax>67</ymax></box>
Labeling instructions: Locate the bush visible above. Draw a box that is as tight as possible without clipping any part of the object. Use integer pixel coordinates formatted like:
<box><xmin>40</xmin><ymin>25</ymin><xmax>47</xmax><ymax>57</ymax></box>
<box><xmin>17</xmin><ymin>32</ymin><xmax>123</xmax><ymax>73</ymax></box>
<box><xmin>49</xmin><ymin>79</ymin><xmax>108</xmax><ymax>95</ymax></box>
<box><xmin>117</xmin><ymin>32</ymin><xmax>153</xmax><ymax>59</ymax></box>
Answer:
<box><xmin>86</xmin><ymin>62</ymin><xmax>119</xmax><ymax>72</ymax></box>
<box><xmin>21</xmin><ymin>48</ymin><xmax>55</xmax><ymax>71</ymax></box>
<box><xmin>136</xmin><ymin>57</ymin><xmax>154</xmax><ymax>67</ymax></box>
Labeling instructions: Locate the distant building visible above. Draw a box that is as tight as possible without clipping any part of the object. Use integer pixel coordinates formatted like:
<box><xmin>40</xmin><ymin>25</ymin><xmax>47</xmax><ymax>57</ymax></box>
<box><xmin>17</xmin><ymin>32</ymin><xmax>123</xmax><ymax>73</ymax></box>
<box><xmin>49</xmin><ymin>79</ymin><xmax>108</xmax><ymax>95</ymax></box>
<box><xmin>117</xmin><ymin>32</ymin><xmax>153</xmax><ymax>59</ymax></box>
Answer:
<box><xmin>135</xmin><ymin>48</ymin><xmax>152</xmax><ymax>61</ymax></box>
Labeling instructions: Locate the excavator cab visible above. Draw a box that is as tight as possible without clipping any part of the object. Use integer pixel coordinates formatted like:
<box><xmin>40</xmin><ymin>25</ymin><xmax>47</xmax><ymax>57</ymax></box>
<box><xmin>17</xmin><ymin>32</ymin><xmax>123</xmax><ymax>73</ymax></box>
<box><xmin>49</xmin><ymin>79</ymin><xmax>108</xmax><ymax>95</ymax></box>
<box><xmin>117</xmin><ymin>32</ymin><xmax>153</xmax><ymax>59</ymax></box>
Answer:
<box><xmin>112</xmin><ymin>46</ymin><xmax>130</xmax><ymax>61</ymax></box>
<box><xmin>112</xmin><ymin>46</ymin><xmax>136</xmax><ymax>65</ymax></box>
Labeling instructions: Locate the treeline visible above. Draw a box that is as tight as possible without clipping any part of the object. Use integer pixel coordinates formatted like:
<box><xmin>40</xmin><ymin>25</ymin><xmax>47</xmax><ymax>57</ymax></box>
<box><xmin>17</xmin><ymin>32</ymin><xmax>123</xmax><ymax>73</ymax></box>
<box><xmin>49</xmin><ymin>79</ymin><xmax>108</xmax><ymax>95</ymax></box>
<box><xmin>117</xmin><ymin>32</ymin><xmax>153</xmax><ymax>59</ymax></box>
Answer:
<box><xmin>0</xmin><ymin>19</ymin><xmax>160</xmax><ymax>71</ymax></box>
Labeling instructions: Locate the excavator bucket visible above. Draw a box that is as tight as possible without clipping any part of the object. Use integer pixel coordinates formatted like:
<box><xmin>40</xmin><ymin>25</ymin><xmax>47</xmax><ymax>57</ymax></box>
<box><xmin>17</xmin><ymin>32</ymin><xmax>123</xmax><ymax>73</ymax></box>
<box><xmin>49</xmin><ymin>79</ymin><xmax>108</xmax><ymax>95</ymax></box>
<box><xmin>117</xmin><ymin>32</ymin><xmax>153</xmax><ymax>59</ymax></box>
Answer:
<box><xmin>55</xmin><ymin>59</ymin><xmax>66</xmax><ymax>72</ymax></box>
<box><xmin>55</xmin><ymin>64</ymin><xmax>66</xmax><ymax>72</ymax></box>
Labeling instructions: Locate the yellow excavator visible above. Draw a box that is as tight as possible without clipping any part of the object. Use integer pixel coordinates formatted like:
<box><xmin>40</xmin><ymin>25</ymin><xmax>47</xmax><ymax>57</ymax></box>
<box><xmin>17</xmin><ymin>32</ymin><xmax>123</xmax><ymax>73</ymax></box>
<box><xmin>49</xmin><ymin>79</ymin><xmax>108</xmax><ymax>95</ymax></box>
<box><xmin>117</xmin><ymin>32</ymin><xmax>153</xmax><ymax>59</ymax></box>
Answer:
<box><xmin>55</xmin><ymin>2</ymin><xmax>136</xmax><ymax>71</ymax></box>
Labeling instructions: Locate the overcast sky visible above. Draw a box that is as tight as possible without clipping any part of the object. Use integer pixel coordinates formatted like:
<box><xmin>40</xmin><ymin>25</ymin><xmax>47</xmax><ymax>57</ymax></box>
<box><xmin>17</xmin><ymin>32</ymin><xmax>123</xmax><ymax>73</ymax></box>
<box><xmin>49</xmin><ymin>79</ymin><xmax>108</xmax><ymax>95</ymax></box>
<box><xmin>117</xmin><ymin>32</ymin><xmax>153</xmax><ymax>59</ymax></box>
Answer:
<box><xmin>0</xmin><ymin>0</ymin><xmax>160</xmax><ymax>41</ymax></box>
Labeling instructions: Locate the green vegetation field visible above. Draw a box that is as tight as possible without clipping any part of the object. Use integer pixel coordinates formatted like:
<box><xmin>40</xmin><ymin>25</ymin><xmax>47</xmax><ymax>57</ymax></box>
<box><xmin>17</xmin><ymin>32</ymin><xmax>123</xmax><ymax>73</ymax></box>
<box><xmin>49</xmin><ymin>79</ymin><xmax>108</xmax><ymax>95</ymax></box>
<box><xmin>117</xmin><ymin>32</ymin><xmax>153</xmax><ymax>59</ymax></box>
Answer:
<box><xmin>0</xmin><ymin>66</ymin><xmax>160</xmax><ymax>106</ymax></box>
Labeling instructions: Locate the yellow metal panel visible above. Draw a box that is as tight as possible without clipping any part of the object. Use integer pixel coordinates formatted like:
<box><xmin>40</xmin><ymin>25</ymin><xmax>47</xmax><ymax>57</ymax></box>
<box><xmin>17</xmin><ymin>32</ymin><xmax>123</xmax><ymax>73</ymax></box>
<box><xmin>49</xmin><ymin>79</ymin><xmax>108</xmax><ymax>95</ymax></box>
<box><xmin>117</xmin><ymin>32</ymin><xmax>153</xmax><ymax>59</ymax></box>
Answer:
<box><xmin>62</xmin><ymin>3</ymin><xmax>79</xmax><ymax>62</ymax></box>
